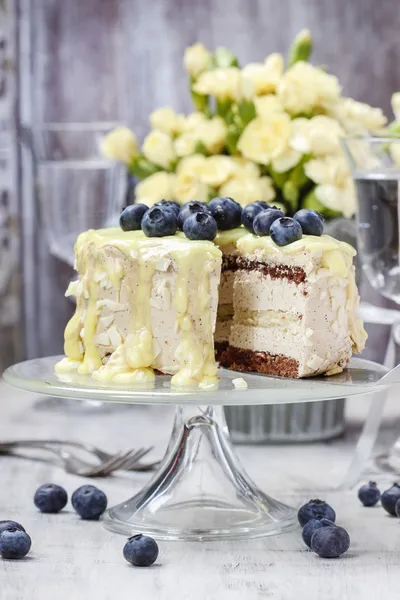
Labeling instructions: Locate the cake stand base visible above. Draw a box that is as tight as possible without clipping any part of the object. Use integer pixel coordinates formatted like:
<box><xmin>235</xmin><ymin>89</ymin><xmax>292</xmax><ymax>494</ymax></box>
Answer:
<box><xmin>103</xmin><ymin>404</ymin><xmax>297</xmax><ymax>541</ymax></box>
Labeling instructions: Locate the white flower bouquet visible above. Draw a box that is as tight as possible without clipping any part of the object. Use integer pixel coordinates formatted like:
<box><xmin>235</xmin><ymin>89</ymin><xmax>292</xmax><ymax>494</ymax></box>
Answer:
<box><xmin>101</xmin><ymin>30</ymin><xmax>400</xmax><ymax>219</ymax></box>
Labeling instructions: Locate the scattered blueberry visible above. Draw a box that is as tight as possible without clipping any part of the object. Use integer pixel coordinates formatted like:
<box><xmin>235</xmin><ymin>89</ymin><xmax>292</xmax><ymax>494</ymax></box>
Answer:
<box><xmin>298</xmin><ymin>499</ymin><xmax>336</xmax><ymax>527</ymax></box>
<box><xmin>270</xmin><ymin>217</ymin><xmax>303</xmax><ymax>246</ymax></box>
<box><xmin>293</xmin><ymin>209</ymin><xmax>324</xmax><ymax>236</ymax></box>
<box><xmin>71</xmin><ymin>485</ymin><xmax>108</xmax><ymax>520</ymax></box>
<box><xmin>177</xmin><ymin>202</ymin><xmax>210</xmax><ymax>230</ymax></box>
<box><xmin>302</xmin><ymin>518</ymin><xmax>335</xmax><ymax>549</ymax></box>
<box><xmin>394</xmin><ymin>498</ymin><xmax>400</xmax><ymax>517</ymax></box>
<box><xmin>381</xmin><ymin>483</ymin><xmax>400</xmax><ymax>516</ymax></box>
<box><xmin>154</xmin><ymin>200</ymin><xmax>181</xmax><ymax>216</ymax></box>
<box><xmin>0</xmin><ymin>528</ymin><xmax>31</xmax><ymax>559</ymax></box>
<box><xmin>183</xmin><ymin>212</ymin><xmax>218</xmax><ymax>241</ymax></box>
<box><xmin>208</xmin><ymin>197</ymin><xmax>242</xmax><ymax>230</ymax></box>
<box><xmin>253</xmin><ymin>208</ymin><xmax>284</xmax><ymax>236</ymax></box>
<box><xmin>311</xmin><ymin>525</ymin><xmax>350</xmax><ymax>558</ymax></box>
<box><xmin>241</xmin><ymin>202</ymin><xmax>265</xmax><ymax>233</ymax></box>
<box><xmin>34</xmin><ymin>483</ymin><xmax>68</xmax><ymax>514</ymax></box>
<box><xmin>123</xmin><ymin>534</ymin><xmax>159</xmax><ymax>567</ymax></box>
<box><xmin>0</xmin><ymin>521</ymin><xmax>25</xmax><ymax>536</ymax></box>
<box><xmin>120</xmin><ymin>204</ymin><xmax>148</xmax><ymax>231</ymax></box>
<box><xmin>358</xmin><ymin>481</ymin><xmax>381</xmax><ymax>507</ymax></box>
<box><xmin>141</xmin><ymin>206</ymin><xmax>177</xmax><ymax>238</ymax></box>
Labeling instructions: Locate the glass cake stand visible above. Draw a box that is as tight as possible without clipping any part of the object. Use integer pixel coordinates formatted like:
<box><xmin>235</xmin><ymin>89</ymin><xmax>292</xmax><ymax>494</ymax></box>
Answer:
<box><xmin>3</xmin><ymin>356</ymin><xmax>398</xmax><ymax>541</ymax></box>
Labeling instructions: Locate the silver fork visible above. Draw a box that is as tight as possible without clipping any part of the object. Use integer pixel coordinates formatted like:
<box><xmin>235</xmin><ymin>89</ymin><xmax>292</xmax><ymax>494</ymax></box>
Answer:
<box><xmin>0</xmin><ymin>439</ymin><xmax>158</xmax><ymax>472</ymax></box>
<box><xmin>0</xmin><ymin>444</ymin><xmax>152</xmax><ymax>477</ymax></box>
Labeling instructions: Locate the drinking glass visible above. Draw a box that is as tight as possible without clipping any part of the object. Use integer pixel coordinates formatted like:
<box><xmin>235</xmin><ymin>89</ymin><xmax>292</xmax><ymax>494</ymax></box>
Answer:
<box><xmin>34</xmin><ymin>123</ymin><xmax>126</xmax><ymax>266</ymax></box>
<box><xmin>33</xmin><ymin>123</ymin><xmax>127</xmax><ymax>412</ymax></box>
<box><xmin>343</xmin><ymin>136</ymin><xmax>400</xmax><ymax>474</ymax></box>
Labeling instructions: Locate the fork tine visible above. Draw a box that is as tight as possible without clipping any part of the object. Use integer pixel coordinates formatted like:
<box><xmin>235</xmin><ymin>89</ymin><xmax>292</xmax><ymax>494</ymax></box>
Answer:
<box><xmin>122</xmin><ymin>447</ymin><xmax>153</xmax><ymax>470</ymax></box>
<box><xmin>95</xmin><ymin>450</ymin><xmax>138</xmax><ymax>476</ymax></box>
<box><xmin>86</xmin><ymin>451</ymin><xmax>127</xmax><ymax>477</ymax></box>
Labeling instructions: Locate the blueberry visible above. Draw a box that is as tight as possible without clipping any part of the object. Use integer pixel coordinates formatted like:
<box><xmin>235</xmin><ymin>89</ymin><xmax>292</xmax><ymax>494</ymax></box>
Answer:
<box><xmin>394</xmin><ymin>498</ymin><xmax>400</xmax><ymax>517</ymax></box>
<box><xmin>381</xmin><ymin>483</ymin><xmax>400</xmax><ymax>516</ymax></box>
<box><xmin>141</xmin><ymin>206</ymin><xmax>177</xmax><ymax>238</ymax></box>
<box><xmin>208</xmin><ymin>197</ymin><xmax>242</xmax><ymax>230</ymax></box>
<box><xmin>71</xmin><ymin>485</ymin><xmax>107</xmax><ymax>520</ymax></box>
<box><xmin>183</xmin><ymin>212</ymin><xmax>218</xmax><ymax>241</ymax></box>
<box><xmin>293</xmin><ymin>209</ymin><xmax>324</xmax><ymax>236</ymax></box>
<box><xmin>177</xmin><ymin>202</ymin><xmax>210</xmax><ymax>230</ymax></box>
<box><xmin>270</xmin><ymin>217</ymin><xmax>303</xmax><ymax>246</ymax></box>
<box><xmin>0</xmin><ymin>521</ymin><xmax>25</xmax><ymax>535</ymax></box>
<box><xmin>0</xmin><ymin>528</ymin><xmax>31</xmax><ymax>559</ymax></box>
<box><xmin>298</xmin><ymin>499</ymin><xmax>336</xmax><ymax>527</ymax></box>
<box><xmin>241</xmin><ymin>203</ymin><xmax>265</xmax><ymax>233</ymax></box>
<box><xmin>302</xmin><ymin>518</ymin><xmax>335</xmax><ymax>549</ymax></box>
<box><xmin>358</xmin><ymin>481</ymin><xmax>381</xmax><ymax>507</ymax></box>
<box><xmin>120</xmin><ymin>204</ymin><xmax>148</xmax><ymax>231</ymax></box>
<box><xmin>34</xmin><ymin>483</ymin><xmax>68</xmax><ymax>514</ymax></box>
<box><xmin>253</xmin><ymin>208</ymin><xmax>284</xmax><ymax>236</ymax></box>
<box><xmin>123</xmin><ymin>534</ymin><xmax>159</xmax><ymax>567</ymax></box>
<box><xmin>311</xmin><ymin>525</ymin><xmax>350</xmax><ymax>558</ymax></box>
<box><xmin>255</xmin><ymin>201</ymin><xmax>271</xmax><ymax>209</ymax></box>
<box><xmin>154</xmin><ymin>200</ymin><xmax>181</xmax><ymax>216</ymax></box>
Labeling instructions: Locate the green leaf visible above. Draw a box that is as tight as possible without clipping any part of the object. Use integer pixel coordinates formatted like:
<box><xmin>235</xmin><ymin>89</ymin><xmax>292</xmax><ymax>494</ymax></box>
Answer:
<box><xmin>237</xmin><ymin>100</ymin><xmax>256</xmax><ymax>126</ymax></box>
<box><xmin>289</xmin><ymin>158</ymin><xmax>310</xmax><ymax>188</ymax></box>
<box><xmin>225</xmin><ymin>125</ymin><xmax>242</xmax><ymax>154</ymax></box>
<box><xmin>190</xmin><ymin>89</ymin><xmax>211</xmax><ymax>116</ymax></box>
<box><xmin>194</xmin><ymin>140</ymin><xmax>209</xmax><ymax>156</ymax></box>
<box><xmin>269</xmin><ymin>167</ymin><xmax>288</xmax><ymax>189</ymax></box>
<box><xmin>216</xmin><ymin>99</ymin><xmax>233</xmax><ymax>119</ymax></box>
<box><xmin>302</xmin><ymin>189</ymin><xmax>341</xmax><ymax>218</ymax></box>
<box><xmin>207</xmin><ymin>186</ymin><xmax>219</xmax><ymax>202</ymax></box>
<box><xmin>387</xmin><ymin>121</ymin><xmax>400</xmax><ymax>137</ymax></box>
<box><xmin>129</xmin><ymin>157</ymin><xmax>160</xmax><ymax>179</ymax></box>
<box><xmin>282</xmin><ymin>181</ymin><xmax>300</xmax><ymax>212</ymax></box>
<box><xmin>213</xmin><ymin>47</ymin><xmax>239</xmax><ymax>69</ymax></box>
<box><xmin>288</xmin><ymin>29</ymin><xmax>312</xmax><ymax>67</ymax></box>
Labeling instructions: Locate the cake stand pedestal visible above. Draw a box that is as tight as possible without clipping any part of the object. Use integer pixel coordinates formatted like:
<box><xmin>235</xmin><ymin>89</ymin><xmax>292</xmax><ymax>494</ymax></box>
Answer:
<box><xmin>3</xmin><ymin>356</ymin><xmax>398</xmax><ymax>541</ymax></box>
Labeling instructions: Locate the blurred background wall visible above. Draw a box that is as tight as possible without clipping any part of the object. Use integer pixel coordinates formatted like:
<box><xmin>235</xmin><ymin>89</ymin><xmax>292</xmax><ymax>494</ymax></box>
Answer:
<box><xmin>2</xmin><ymin>0</ymin><xmax>400</xmax><ymax>363</ymax></box>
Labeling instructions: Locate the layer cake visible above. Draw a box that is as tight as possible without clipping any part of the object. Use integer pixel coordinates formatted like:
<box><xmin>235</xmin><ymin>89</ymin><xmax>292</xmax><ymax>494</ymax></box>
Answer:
<box><xmin>56</xmin><ymin>228</ymin><xmax>221</xmax><ymax>386</ymax></box>
<box><xmin>220</xmin><ymin>233</ymin><xmax>367</xmax><ymax>377</ymax></box>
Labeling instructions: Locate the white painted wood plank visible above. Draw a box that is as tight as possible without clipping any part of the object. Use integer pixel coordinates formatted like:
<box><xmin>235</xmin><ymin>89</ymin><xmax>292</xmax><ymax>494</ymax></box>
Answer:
<box><xmin>0</xmin><ymin>382</ymin><xmax>400</xmax><ymax>599</ymax></box>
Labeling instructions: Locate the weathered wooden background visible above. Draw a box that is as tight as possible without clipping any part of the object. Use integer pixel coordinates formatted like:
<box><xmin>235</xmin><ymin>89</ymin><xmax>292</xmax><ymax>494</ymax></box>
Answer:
<box><xmin>7</xmin><ymin>0</ymin><xmax>400</xmax><ymax>360</ymax></box>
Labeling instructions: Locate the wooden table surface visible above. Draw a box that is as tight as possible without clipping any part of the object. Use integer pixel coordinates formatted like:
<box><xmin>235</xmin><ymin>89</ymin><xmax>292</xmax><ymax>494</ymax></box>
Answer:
<box><xmin>1</xmin><ymin>381</ymin><xmax>400</xmax><ymax>600</ymax></box>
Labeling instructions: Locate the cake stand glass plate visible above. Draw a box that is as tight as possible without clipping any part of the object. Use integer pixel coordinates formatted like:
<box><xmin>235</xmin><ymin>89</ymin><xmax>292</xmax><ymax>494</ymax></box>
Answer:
<box><xmin>2</xmin><ymin>356</ymin><xmax>395</xmax><ymax>542</ymax></box>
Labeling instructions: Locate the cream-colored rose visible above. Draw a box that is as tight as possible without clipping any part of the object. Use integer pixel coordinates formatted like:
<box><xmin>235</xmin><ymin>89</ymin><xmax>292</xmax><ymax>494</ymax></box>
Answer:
<box><xmin>238</xmin><ymin>113</ymin><xmax>301</xmax><ymax>172</ymax></box>
<box><xmin>278</xmin><ymin>62</ymin><xmax>341</xmax><ymax>115</ymax></box>
<box><xmin>230</xmin><ymin>157</ymin><xmax>261</xmax><ymax>179</ymax></box>
<box><xmin>184</xmin><ymin>43</ymin><xmax>211</xmax><ymax>78</ymax></box>
<box><xmin>142</xmin><ymin>131</ymin><xmax>176</xmax><ymax>169</ymax></box>
<box><xmin>290</xmin><ymin>116</ymin><xmax>344</xmax><ymax>156</ymax></box>
<box><xmin>199</xmin><ymin>156</ymin><xmax>236</xmax><ymax>187</ymax></box>
<box><xmin>241</xmin><ymin>53</ymin><xmax>284</xmax><ymax>96</ymax></box>
<box><xmin>328</xmin><ymin>97</ymin><xmax>387</xmax><ymax>134</ymax></box>
<box><xmin>135</xmin><ymin>172</ymin><xmax>177</xmax><ymax>207</ymax></box>
<box><xmin>305</xmin><ymin>156</ymin><xmax>355</xmax><ymax>217</ymax></box>
<box><xmin>391</xmin><ymin>92</ymin><xmax>400</xmax><ymax>120</ymax></box>
<box><xmin>254</xmin><ymin>95</ymin><xmax>284</xmax><ymax>118</ymax></box>
<box><xmin>193</xmin><ymin>67</ymin><xmax>241</xmax><ymax>101</ymax></box>
<box><xmin>183</xmin><ymin>112</ymin><xmax>208</xmax><ymax>132</ymax></box>
<box><xmin>150</xmin><ymin>107</ymin><xmax>185</xmax><ymax>137</ymax></box>
<box><xmin>174</xmin><ymin>172</ymin><xmax>209</xmax><ymax>205</ymax></box>
<box><xmin>174</xmin><ymin>134</ymin><xmax>197</xmax><ymax>158</ymax></box>
<box><xmin>100</xmin><ymin>127</ymin><xmax>139</xmax><ymax>164</ymax></box>
<box><xmin>176</xmin><ymin>154</ymin><xmax>207</xmax><ymax>177</ymax></box>
<box><xmin>390</xmin><ymin>144</ymin><xmax>400</xmax><ymax>167</ymax></box>
<box><xmin>194</xmin><ymin>116</ymin><xmax>227</xmax><ymax>154</ymax></box>
<box><xmin>219</xmin><ymin>175</ymin><xmax>275</xmax><ymax>207</ymax></box>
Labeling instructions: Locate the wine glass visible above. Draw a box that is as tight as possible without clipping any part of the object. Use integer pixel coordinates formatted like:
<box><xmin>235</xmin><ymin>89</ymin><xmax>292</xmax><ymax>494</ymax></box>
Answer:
<box><xmin>342</xmin><ymin>135</ymin><xmax>400</xmax><ymax>474</ymax></box>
